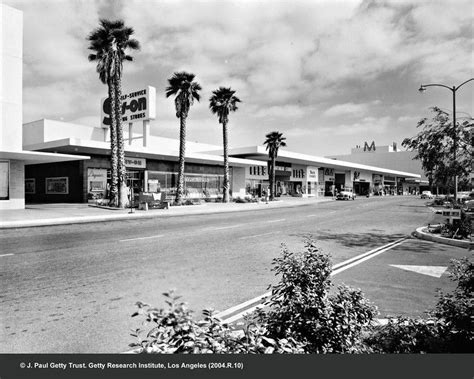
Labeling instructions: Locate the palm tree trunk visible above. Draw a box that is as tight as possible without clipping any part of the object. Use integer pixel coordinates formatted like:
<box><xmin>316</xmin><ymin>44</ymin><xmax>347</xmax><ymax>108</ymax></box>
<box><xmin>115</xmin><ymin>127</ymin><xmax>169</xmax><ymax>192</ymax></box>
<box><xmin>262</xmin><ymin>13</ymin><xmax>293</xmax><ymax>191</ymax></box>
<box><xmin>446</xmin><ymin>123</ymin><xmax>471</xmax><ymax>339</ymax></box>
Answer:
<box><xmin>222</xmin><ymin>121</ymin><xmax>230</xmax><ymax>203</ymax></box>
<box><xmin>271</xmin><ymin>155</ymin><xmax>276</xmax><ymax>200</ymax></box>
<box><xmin>107</xmin><ymin>79</ymin><xmax>119</xmax><ymax>207</ymax></box>
<box><xmin>114</xmin><ymin>71</ymin><xmax>127</xmax><ymax>209</ymax></box>
<box><xmin>175</xmin><ymin>115</ymin><xmax>187</xmax><ymax>204</ymax></box>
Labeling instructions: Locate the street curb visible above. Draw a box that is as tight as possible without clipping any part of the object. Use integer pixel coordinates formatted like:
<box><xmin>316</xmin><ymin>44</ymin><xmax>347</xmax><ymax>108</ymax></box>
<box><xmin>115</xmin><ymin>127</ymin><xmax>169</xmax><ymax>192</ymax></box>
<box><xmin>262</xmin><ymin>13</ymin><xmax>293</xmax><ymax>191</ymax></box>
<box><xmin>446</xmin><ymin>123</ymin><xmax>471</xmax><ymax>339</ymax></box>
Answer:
<box><xmin>413</xmin><ymin>226</ymin><xmax>472</xmax><ymax>249</ymax></box>
<box><xmin>0</xmin><ymin>199</ymin><xmax>333</xmax><ymax>229</ymax></box>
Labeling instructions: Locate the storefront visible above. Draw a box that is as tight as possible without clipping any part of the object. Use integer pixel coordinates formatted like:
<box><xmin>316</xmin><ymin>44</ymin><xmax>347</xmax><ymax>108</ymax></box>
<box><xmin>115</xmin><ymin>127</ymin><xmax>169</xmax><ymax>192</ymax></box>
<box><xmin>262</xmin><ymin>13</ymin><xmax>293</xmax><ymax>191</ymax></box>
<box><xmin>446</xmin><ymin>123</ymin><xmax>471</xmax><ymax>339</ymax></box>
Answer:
<box><xmin>26</xmin><ymin>153</ymin><xmax>236</xmax><ymax>204</ymax></box>
<box><xmin>352</xmin><ymin>170</ymin><xmax>371</xmax><ymax>196</ymax></box>
<box><xmin>245</xmin><ymin>165</ymin><xmax>268</xmax><ymax>197</ymax></box>
<box><xmin>372</xmin><ymin>174</ymin><xmax>384</xmax><ymax>195</ymax></box>
<box><xmin>306</xmin><ymin>167</ymin><xmax>319</xmax><ymax>197</ymax></box>
<box><xmin>320</xmin><ymin>167</ymin><xmax>335</xmax><ymax>196</ymax></box>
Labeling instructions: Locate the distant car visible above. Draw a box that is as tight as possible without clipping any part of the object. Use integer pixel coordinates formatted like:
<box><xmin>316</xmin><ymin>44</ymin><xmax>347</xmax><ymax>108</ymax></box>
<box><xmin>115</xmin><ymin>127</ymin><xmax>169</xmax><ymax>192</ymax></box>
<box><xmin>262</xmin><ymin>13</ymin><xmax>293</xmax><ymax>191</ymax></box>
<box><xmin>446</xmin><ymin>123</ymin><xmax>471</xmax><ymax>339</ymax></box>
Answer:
<box><xmin>421</xmin><ymin>190</ymin><xmax>434</xmax><ymax>199</ymax></box>
<box><xmin>336</xmin><ymin>191</ymin><xmax>356</xmax><ymax>200</ymax></box>
<box><xmin>457</xmin><ymin>191</ymin><xmax>472</xmax><ymax>203</ymax></box>
<box><xmin>463</xmin><ymin>200</ymin><xmax>474</xmax><ymax>213</ymax></box>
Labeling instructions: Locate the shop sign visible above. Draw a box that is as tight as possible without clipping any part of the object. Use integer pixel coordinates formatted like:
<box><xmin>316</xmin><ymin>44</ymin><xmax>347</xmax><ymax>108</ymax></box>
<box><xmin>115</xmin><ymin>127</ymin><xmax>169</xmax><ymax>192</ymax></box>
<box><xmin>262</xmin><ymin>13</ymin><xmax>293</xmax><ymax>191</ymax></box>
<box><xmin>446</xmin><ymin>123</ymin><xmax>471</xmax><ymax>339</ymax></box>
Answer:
<box><xmin>101</xmin><ymin>86</ymin><xmax>156</xmax><ymax>127</ymax></box>
<box><xmin>353</xmin><ymin>171</ymin><xmax>361</xmax><ymax>181</ymax></box>
<box><xmin>45</xmin><ymin>177</ymin><xmax>69</xmax><ymax>194</ymax></box>
<box><xmin>323</xmin><ymin>168</ymin><xmax>334</xmax><ymax>182</ymax></box>
<box><xmin>87</xmin><ymin>168</ymin><xmax>107</xmax><ymax>192</ymax></box>
<box><xmin>185</xmin><ymin>176</ymin><xmax>208</xmax><ymax>183</ymax></box>
<box><xmin>307</xmin><ymin>167</ymin><xmax>318</xmax><ymax>180</ymax></box>
<box><xmin>125</xmin><ymin>157</ymin><xmax>146</xmax><ymax>169</ymax></box>
<box><xmin>373</xmin><ymin>174</ymin><xmax>383</xmax><ymax>183</ymax></box>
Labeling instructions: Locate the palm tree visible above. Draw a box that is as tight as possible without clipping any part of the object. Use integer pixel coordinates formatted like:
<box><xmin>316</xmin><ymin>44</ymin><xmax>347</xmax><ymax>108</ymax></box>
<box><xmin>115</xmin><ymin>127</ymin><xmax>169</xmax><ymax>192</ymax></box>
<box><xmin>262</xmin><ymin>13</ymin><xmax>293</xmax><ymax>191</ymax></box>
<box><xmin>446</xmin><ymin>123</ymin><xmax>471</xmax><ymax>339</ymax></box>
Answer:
<box><xmin>263</xmin><ymin>131</ymin><xmax>287</xmax><ymax>200</ymax></box>
<box><xmin>88</xmin><ymin>19</ymin><xmax>139</xmax><ymax>208</ymax></box>
<box><xmin>209</xmin><ymin>87</ymin><xmax>241</xmax><ymax>203</ymax></box>
<box><xmin>166</xmin><ymin>72</ymin><xmax>202</xmax><ymax>204</ymax></box>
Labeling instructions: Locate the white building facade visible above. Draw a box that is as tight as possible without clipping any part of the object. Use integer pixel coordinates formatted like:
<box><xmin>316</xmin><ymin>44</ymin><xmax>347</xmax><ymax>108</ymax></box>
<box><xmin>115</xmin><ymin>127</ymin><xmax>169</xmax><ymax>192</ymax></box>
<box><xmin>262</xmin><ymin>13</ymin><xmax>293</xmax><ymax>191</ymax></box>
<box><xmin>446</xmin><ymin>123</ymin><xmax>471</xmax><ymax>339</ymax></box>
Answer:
<box><xmin>0</xmin><ymin>5</ymin><xmax>87</xmax><ymax>209</ymax></box>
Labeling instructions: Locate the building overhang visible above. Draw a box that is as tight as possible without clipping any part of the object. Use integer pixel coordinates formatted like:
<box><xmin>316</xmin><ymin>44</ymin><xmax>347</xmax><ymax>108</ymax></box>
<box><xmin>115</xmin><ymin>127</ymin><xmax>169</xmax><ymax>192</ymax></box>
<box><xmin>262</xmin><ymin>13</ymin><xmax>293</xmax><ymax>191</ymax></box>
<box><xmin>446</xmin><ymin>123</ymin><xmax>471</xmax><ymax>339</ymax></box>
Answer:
<box><xmin>0</xmin><ymin>149</ymin><xmax>90</xmax><ymax>165</ymax></box>
<box><xmin>23</xmin><ymin>138</ymin><xmax>264</xmax><ymax>168</ymax></box>
<box><xmin>229</xmin><ymin>146</ymin><xmax>421</xmax><ymax>179</ymax></box>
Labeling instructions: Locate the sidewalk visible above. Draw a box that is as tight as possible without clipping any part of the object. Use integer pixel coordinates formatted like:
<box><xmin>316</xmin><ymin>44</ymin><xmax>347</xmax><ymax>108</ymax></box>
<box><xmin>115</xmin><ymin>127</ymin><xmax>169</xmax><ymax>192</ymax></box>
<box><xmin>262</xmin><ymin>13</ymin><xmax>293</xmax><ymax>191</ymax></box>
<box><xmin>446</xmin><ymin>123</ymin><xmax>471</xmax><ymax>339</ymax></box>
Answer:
<box><xmin>0</xmin><ymin>197</ymin><xmax>333</xmax><ymax>229</ymax></box>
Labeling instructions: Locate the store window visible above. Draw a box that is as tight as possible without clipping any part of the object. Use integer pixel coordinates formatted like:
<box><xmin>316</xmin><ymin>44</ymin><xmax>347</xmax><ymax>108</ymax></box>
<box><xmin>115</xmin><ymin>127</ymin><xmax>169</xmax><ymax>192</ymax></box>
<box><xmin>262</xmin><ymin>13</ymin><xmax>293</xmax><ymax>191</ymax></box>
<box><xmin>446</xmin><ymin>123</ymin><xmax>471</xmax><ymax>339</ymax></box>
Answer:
<box><xmin>0</xmin><ymin>161</ymin><xmax>9</xmax><ymax>200</ymax></box>
<box><xmin>147</xmin><ymin>171</ymin><xmax>224</xmax><ymax>199</ymax></box>
<box><xmin>45</xmin><ymin>177</ymin><xmax>69</xmax><ymax>194</ymax></box>
<box><xmin>87</xmin><ymin>168</ymin><xmax>107</xmax><ymax>201</ymax></box>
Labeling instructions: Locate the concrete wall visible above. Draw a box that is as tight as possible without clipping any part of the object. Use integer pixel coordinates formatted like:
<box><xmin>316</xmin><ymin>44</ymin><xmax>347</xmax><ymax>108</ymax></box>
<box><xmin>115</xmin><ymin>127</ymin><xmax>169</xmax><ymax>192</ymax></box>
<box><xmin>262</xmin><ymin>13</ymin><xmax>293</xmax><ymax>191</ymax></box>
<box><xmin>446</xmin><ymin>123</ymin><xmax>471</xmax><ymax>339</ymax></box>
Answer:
<box><xmin>231</xmin><ymin>166</ymin><xmax>246</xmax><ymax>198</ymax></box>
<box><xmin>0</xmin><ymin>160</ymin><xmax>24</xmax><ymax>209</ymax></box>
<box><xmin>23</xmin><ymin>119</ymin><xmax>105</xmax><ymax>146</ymax></box>
<box><xmin>0</xmin><ymin>5</ymin><xmax>23</xmax><ymax>152</ymax></box>
<box><xmin>0</xmin><ymin>5</ymin><xmax>25</xmax><ymax>209</ymax></box>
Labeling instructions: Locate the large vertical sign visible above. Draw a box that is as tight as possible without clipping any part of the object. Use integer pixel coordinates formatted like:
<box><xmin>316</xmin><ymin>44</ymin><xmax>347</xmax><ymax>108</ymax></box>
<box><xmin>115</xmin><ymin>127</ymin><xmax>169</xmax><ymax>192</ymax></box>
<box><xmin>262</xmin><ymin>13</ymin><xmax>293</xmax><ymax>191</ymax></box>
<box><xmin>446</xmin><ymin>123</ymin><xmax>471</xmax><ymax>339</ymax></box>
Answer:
<box><xmin>101</xmin><ymin>86</ymin><xmax>156</xmax><ymax>127</ymax></box>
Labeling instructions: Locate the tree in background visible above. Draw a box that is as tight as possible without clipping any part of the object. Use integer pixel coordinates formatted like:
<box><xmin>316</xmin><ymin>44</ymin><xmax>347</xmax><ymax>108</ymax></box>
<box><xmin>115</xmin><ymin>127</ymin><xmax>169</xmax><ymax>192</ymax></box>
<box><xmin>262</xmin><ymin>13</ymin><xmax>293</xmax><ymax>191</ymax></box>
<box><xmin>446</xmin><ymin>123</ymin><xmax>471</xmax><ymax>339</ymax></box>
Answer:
<box><xmin>166</xmin><ymin>72</ymin><xmax>202</xmax><ymax>205</ymax></box>
<box><xmin>88</xmin><ymin>19</ymin><xmax>140</xmax><ymax>208</ymax></box>
<box><xmin>402</xmin><ymin>107</ymin><xmax>473</xmax><ymax>195</ymax></box>
<box><xmin>209</xmin><ymin>87</ymin><xmax>241</xmax><ymax>203</ymax></box>
<box><xmin>264</xmin><ymin>131</ymin><xmax>287</xmax><ymax>200</ymax></box>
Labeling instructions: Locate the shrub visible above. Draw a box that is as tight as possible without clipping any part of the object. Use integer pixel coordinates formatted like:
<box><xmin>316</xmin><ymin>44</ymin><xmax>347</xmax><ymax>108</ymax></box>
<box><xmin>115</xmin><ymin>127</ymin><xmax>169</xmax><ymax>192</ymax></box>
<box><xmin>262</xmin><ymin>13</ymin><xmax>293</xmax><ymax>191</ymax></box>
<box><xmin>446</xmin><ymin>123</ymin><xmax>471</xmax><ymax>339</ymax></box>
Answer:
<box><xmin>130</xmin><ymin>291</ymin><xmax>305</xmax><ymax>353</ymax></box>
<box><xmin>258</xmin><ymin>240</ymin><xmax>377</xmax><ymax>353</ymax></box>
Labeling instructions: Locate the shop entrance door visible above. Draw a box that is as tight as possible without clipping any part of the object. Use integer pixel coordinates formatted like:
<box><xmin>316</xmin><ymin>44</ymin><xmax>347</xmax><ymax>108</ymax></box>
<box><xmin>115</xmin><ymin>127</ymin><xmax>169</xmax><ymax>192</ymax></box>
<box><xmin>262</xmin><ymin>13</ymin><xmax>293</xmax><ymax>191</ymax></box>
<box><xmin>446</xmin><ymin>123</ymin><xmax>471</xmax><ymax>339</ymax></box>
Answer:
<box><xmin>335</xmin><ymin>173</ymin><xmax>345</xmax><ymax>192</ymax></box>
<box><xmin>126</xmin><ymin>170</ymin><xmax>144</xmax><ymax>204</ymax></box>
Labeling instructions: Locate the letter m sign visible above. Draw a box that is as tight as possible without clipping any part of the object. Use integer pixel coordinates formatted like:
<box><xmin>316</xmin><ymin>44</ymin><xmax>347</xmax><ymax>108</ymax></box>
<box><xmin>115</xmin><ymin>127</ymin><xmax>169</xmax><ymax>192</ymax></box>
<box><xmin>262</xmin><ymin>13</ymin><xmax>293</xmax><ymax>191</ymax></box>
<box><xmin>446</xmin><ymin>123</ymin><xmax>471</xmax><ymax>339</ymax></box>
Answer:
<box><xmin>364</xmin><ymin>141</ymin><xmax>376</xmax><ymax>152</ymax></box>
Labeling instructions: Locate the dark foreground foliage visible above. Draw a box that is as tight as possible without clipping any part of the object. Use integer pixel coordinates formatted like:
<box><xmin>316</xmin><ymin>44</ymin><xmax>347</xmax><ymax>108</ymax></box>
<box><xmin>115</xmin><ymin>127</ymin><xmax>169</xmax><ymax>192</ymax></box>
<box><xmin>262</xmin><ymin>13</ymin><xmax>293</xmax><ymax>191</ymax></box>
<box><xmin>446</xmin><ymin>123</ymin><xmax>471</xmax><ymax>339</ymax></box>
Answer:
<box><xmin>130</xmin><ymin>241</ymin><xmax>473</xmax><ymax>353</ymax></box>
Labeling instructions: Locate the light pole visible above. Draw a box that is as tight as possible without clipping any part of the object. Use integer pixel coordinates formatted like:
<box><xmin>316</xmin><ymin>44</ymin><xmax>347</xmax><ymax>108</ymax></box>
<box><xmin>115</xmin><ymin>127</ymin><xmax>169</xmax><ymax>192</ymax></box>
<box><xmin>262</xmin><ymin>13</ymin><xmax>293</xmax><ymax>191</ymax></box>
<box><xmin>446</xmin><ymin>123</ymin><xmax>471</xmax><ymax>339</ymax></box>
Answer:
<box><xmin>418</xmin><ymin>78</ymin><xmax>474</xmax><ymax>203</ymax></box>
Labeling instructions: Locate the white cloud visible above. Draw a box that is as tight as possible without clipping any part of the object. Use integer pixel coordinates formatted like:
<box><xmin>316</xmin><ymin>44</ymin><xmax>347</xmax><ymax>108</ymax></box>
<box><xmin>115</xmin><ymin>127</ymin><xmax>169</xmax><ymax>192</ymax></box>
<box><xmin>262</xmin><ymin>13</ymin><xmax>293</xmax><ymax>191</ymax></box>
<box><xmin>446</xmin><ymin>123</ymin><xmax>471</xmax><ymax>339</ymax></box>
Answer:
<box><xmin>323</xmin><ymin>102</ymin><xmax>369</xmax><ymax>117</ymax></box>
<box><xmin>319</xmin><ymin>116</ymin><xmax>392</xmax><ymax>136</ymax></box>
<box><xmin>253</xmin><ymin>105</ymin><xmax>309</xmax><ymax>119</ymax></box>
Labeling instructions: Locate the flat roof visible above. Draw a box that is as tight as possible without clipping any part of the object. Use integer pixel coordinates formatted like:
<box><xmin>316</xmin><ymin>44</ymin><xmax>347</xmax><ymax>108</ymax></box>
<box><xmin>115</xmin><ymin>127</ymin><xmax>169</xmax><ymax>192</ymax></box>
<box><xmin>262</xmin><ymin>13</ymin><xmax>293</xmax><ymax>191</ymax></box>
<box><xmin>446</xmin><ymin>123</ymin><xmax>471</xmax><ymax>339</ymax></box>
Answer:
<box><xmin>23</xmin><ymin>138</ymin><xmax>264</xmax><ymax>168</ymax></box>
<box><xmin>229</xmin><ymin>146</ymin><xmax>421</xmax><ymax>178</ymax></box>
<box><xmin>0</xmin><ymin>150</ymin><xmax>89</xmax><ymax>165</ymax></box>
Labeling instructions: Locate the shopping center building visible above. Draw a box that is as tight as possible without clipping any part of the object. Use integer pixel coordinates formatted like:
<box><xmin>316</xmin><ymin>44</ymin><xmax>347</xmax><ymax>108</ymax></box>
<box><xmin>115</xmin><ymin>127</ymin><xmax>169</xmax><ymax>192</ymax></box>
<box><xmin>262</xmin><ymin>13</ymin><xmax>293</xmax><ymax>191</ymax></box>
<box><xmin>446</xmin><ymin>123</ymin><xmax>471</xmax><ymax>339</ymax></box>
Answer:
<box><xmin>228</xmin><ymin>146</ymin><xmax>421</xmax><ymax>197</ymax></box>
<box><xmin>328</xmin><ymin>141</ymin><xmax>429</xmax><ymax>195</ymax></box>
<box><xmin>22</xmin><ymin>118</ymin><xmax>264</xmax><ymax>203</ymax></box>
<box><xmin>22</xmin><ymin>118</ymin><xmax>421</xmax><ymax>203</ymax></box>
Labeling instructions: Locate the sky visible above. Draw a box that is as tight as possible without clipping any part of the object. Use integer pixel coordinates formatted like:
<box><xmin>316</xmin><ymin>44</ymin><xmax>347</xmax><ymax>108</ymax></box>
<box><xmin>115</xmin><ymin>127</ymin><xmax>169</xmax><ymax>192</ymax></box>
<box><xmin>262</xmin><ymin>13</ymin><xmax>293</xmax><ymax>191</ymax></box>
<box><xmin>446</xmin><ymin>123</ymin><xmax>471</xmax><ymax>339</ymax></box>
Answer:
<box><xmin>5</xmin><ymin>0</ymin><xmax>474</xmax><ymax>156</ymax></box>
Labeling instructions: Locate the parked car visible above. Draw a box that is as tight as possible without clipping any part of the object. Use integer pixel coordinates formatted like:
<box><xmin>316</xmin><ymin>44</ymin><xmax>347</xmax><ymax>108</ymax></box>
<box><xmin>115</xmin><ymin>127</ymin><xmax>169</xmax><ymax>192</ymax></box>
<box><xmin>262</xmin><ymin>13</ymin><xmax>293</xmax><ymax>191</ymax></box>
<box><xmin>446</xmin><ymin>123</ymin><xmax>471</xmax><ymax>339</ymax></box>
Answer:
<box><xmin>457</xmin><ymin>191</ymin><xmax>472</xmax><ymax>203</ymax></box>
<box><xmin>336</xmin><ymin>190</ymin><xmax>356</xmax><ymax>200</ymax></box>
<box><xmin>420</xmin><ymin>190</ymin><xmax>434</xmax><ymax>199</ymax></box>
<box><xmin>462</xmin><ymin>200</ymin><xmax>474</xmax><ymax>213</ymax></box>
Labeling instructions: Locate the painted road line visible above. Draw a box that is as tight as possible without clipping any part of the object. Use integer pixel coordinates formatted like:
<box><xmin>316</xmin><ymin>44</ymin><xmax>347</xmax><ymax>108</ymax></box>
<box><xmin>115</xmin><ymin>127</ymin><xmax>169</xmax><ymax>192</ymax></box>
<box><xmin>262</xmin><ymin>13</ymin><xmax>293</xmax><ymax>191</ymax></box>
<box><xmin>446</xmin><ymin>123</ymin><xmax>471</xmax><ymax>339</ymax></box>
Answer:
<box><xmin>208</xmin><ymin>224</ymin><xmax>244</xmax><ymax>231</ymax></box>
<box><xmin>265</xmin><ymin>219</ymin><xmax>286</xmax><ymax>223</ymax></box>
<box><xmin>120</xmin><ymin>235</ymin><xmax>164</xmax><ymax>242</ymax></box>
<box><xmin>216</xmin><ymin>238</ymin><xmax>408</xmax><ymax>323</ymax></box>
<box><xmin>306</xmin><ymin>214</ymin><xmax>318</xmax><ymax>217</ymax></box>
<box><xmin>332</xmin><ymin>238</ymin><xmax>407</xmax><ymax>271</ymax></box>
<box><xmin>0</xmin><ymin>253</ymin><xmax>14</xmax><ymax>258</ymax></box>
<box><xmin>216</xmin><ymin>292</ymin><xmax>271</xmax><ymax>319</ymax></box>
<box><xmin>331</xmin><ymin>241</ymin><xmax>405</xmax><ymax>276</ymax></box>
<box><xmin>239</xmin><ymin>232</ymin><xmax>275</xmax><ymax>240</ymax></box>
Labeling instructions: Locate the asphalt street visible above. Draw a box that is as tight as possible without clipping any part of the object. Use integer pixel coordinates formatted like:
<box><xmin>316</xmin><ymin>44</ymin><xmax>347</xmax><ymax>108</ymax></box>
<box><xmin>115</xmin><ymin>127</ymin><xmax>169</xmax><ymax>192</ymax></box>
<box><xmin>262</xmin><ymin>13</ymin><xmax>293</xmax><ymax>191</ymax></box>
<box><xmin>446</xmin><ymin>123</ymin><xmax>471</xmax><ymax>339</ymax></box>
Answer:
<box><xmin>0</xmin><ymin>196</ymin><xmax>468</xmax><ymax>353</ymax></box>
